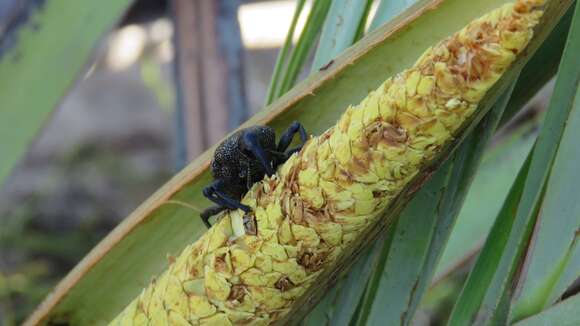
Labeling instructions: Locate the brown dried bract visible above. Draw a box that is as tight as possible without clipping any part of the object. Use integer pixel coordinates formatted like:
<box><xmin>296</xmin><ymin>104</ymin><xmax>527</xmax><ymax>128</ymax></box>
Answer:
<box><xmin>228</xmin><ymin>284</ymin><xmax>246</xmax><ymax>302</ymax></box>
<box><xmin>274</xmin><ymin>276</ymin><xmax>295</xmax><ymax>292</ymax></box>
<box><xmin>289</xmin><ymin>196</ymin><xmax>305</xmax><ymax>224</ymax></box>
<box><xmin>298</xmin><ymin>250</ymin><xmax>327</xmax><ymax>272</ymax></box>
<box><xmin>383</xmin><ymin>124</ymin><xmax>407</xmax><ymax>145</ymax></box>
<box><xmin>243</xmin><ymin>213</ymin><xmax>257</xmax><ymax>235</ymax></box>
<box><xmin>214</xmin><ymin>254</ymin><xmax>228</xmax><ymax>273</ymax></box>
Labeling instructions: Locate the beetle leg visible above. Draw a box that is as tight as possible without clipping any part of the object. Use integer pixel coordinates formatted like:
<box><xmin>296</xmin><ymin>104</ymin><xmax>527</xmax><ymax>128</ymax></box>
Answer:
<box><xmin>203</xmin><ymin>180</ymin><xmax>251</xmax><ymax>212</ymax></box>
<box><xmin>200</xmin><ymin>205</ymin><xmax>227</xmax><ymax>228</ymax></box>
<box><xmin>277</xmin><ymin>121</ymin><xmax>307</xmax><ymax>152</ymax></box>
<box><xmin>241</xmin><ymin>130</ymin><xmax>275</xmax><ymax>176</ymax></box>
<box><xmin>201</xmin><ymin>179</ymin><xmax>251</xmax><ymax>227</ymax></box>
<box><xmin>276</xmin><ymin>121</ymin><xmax>307</xmax><ymax>162</ymax></box>
<box><xmin>267</xmin><ymin>150</ymin><xmax>286</xmax><ymax>159</ymax></box>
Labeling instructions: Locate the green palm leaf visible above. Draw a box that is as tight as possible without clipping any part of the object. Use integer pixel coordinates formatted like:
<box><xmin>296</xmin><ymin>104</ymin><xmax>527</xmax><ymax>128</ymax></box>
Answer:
<box><xmin>0</xmin><ymin>0</ymin><xmax>132</xmax><ymax>185</ymax></box>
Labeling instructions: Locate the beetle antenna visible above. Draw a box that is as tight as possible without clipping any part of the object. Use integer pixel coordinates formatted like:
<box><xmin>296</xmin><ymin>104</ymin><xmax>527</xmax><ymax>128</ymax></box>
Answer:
<box><xmin>164</xmin><ymin>200</ymin><xmax>203</xmax><ymax>214</ymax></box>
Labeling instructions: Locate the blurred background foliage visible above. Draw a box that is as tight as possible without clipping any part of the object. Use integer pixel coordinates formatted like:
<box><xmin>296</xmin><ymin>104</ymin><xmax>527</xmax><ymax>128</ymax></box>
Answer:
<box><xmin>0</xmin><ymin>0</ymin><xmax>577</xmax><ymax>325</ymax></box>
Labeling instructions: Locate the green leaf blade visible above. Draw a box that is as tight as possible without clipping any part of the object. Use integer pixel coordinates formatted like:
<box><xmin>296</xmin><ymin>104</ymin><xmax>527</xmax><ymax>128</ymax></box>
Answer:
<box><xmin>447</xmin><ymin>154</ymin><xmax>532</xmax><ymax>326</ymax></box>
<box><xmin>328</xmin><ymin>242</ymin><xmax>382</xmax><ymax>326</ymax></box>
<box><xmin>449</xmin><ymin>2</ymin><xmax>580</xmax><ymax>324</ymax></box>
<box><xmin>277</xmin><ymin>0</ymin><xmax>332</xmax><ymax>98</ymax></box>
<box><xmin>361</xmin><ymin>165</ymin><xmax>452</xmax><ymax>326</ymax></box>
<box><xmin>512</xmin><ymin>3</ymin><xmax>580</xmax><ymax>317</ymax></box>
<box><xmin>370</xmin><ymin>0</ymin><xmax>416</xmax><ymax>31</ymax></box>
<box><xmin>265</xmin><ymin>0</ymin><xmax>307</xmax><ymax>105</ymax></box>
<box><xmin>514</xmin><ymin>294</ymin><xmax>580</xmax><ymax>326</ymax></box>
<box><xmin>311</xmin><ymin>0</ymin><xmax>374</xmax><ymax>71</ymax></box>
<box><xmin>433</xmin><ymin>120</ymin><xmax>537</xmax><ymax>282</ymax></box>
<box><xmin>0</xmin><ymin>0</ymin><xmax>133</xmax><ymax>186</ymax></box>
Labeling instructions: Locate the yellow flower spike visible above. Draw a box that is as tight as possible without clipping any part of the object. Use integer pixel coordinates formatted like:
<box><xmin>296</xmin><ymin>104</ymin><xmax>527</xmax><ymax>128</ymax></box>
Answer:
<box><xmin>280</xmin><ymin>287</ymin><xmax>304</xmax><ymax>301</ymax></box>
<box><xmin>362</xmin><ymin>93</ymin><xmax>381</xmax><ymax>126</ymax></box>
<box><xmin>265</xmin><ymin>202</ymin><xmax>283</xmax><ymax>227</ymax></box>
<box><xmin>389</xmin><ymin>80</ymin><xmax>408</xmax><ymax>112</ymax></box>
<box><xmin>405</xmin><ymin>70</ymin><xmax>421</xmax><ymax>96</ymax></box>
<box><xmin>354</xmin><ymin>199</ymin><xmax>379</xmax><ymax>216</ymax></box>
<box><xmin>336</xmin><ymin>214</ymin><xmax>370</xmax><ymax>232</ymax></box>
<box><xmin>238</xmin><ymin>235</ymin><xmax>263</xmax><ymax>253</ymax></box>
<box><xmin>283</xmin><ymin>245</ymin><xmax>299</xmax><ymax>258</ymax></box>
<box><xmin>260</xmin><ymin>242</ymin><xmax>288</xmax><ymax>261</ymax></box>
<box><xmin>168</xmin><ymin>311</ymin><xmax>191</xmax><ymax>326</ymax></box>
<box><xmin>342</xmin><ymin>232</ymin><xmax>360</xmax><ymax>245</ymax></box>
<box><xmin>257</xmin><ymin>231</ymin><xmax>277</xmax><ymax>247</ymax></box>
<box><xmin>227</xmin><ymin>290</ymin><xmax>257</xmax><ymax>313</ymax></box>
<box><xmin>246</xmin><ymin>317</ymin><xmax>270</xmax><ymax>326</ymax></box>
<box><xmin>311</xmin><ymin>222</ymin><xmax>343</xmax><ymax>246</ymax></box>
<box><xmin>337</xmin><ymin>107</ymin><xmax>352</xmax><ymax>132</ymax></box>
<box><xmin>110</xmin><ymin>1</ymin><xmax>544</xmax><ymax>324</ymax></box>
<box><xmin>417</xmin><ymin>75</ymin><xmax>436</xmax><ymax>96</ymax></box>
<box><xmin>345</xmin><ymin>183</ymin><xmax>374</xmax><ymax>201</ymax></box>
<box><xmin>254</xmin><ymin>207</ymin><xmax>270</xmax><ymax>230</ymax></box>
<box><xmin>163</xmin><ymin>275</ymin><xmax>190</xmax><ymax>317</ymax></box>
<box><xmin>240</xmin><ymin>268</ymin><xmax>277</xmax><ymax>287</ymax></box>
<box><xmin>300</xmin><ymin>136</ymin><xmax>318</xmax><ymax>163</ymax></box>
<box><xmin>271</xmin><ymin>260</ymin><xmax>307</xmax><ymax>284</ymax></box>
<box><xmin>230</xmin><ymin>247</ymin><xmax>255</xmax><ymax>275</ymax></box>
<box><xmin>132</xmin><ymin>311</ymin><xmax>148</xmax><ymax>326</ymax></box>
<box><xmin>297</xmin><ymin>168</ymin><xmax>325</xmax><ymax>208</ymax></box>
<box><xmin>200</xmin><ymin>313</ymin><xmax>233</xmax><ymax>326</ymax></box>
<box><xmin>240</xmin><ymin>195</ymin><xmax>258</xmax><ymax>212</ymax></box>
<box><xmin>221</xmin><ymin>308</ymin><xmax>254</xmax><ymax>323</ymax></box>
<box><xmin>348</xmin><ymin>106</ymin><xmax>366</xmax><ymax>140</ymax></box>
<box><xmin>317</xmin><ymin>158</ymin><xmax>336</xmax><ymax>181</ymax></box>
<box><xmin>207</xmin><ymin>219</ymin><xmax>232</xmax><ymax>252</ymax></box>
<box><xmin>290</xmin><ymin>224</ymin><xmax>320</xmax><ymax>248</ymax></box>
<box><xmin>148</xmin><ymin>304</ymin><xmax>169</xmax><ymax>325</ymax></box>
<box><xmin>254</xmin><ymin>253</ymin><xmax>273</xmax><ymax>272</ymax></box>
<box><xmin>188</xmin><ymin>295</ymin><xmax>216</xmax><ymax>318</ymax></box>
<box><xmin>320</xmin><ymin>180</ymin><xmax>351</xmax><ymax>202</ymax></box>
<box><xmin>247</xmin><ymin>287</ymin><xmax>287</xmax><ymax>311</ymax></box>
<box><xmin>329</xmin><ymin>130</ymin><xmax>352</xmax><ymax>166</ymax></box>
<box><xmin>277</xmin><ymin>219</ymin><xmax>294</xmax><ymax>244</ymax></box>
<box><xmin>333</xmin><ymin>196</ymin><xmax>356</xmax><ymax>211</ymax></box>
<box><xmin>182</xmin><ymin>279</ymin><xmax>205</xmax><ymax>296</ymax></box>
<box><xmin>204</xmin><ymin>267</ymin><xmax>231</xmax><ymax>302</ymax></box>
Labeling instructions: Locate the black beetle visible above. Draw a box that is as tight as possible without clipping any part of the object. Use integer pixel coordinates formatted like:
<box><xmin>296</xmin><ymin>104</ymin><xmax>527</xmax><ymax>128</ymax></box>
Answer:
<box><xmin>200</xmin><ymin>121</ymin><xmax>307</xmax><ymax>227</ymax></box>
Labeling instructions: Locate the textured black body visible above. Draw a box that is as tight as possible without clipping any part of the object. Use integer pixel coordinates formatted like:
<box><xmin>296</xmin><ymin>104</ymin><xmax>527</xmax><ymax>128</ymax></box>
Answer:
<box><xmin>200</xmin><ymin>122</ymin><xmax>307</xmax><ymax>227</ymax></box>
<box><xmin>211</xmin><ymin>126</ymin><xmax>276</xmax><ymax>199</ymax></box>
